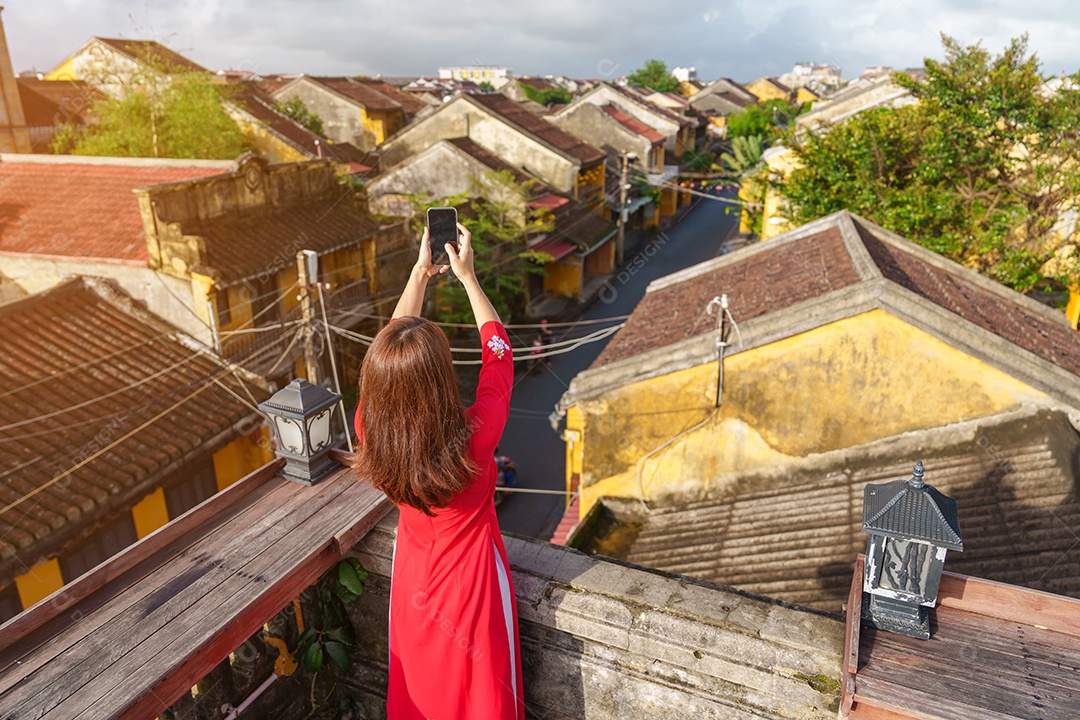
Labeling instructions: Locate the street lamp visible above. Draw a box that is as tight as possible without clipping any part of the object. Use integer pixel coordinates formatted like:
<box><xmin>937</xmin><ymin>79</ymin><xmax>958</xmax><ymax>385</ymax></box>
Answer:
<box><xmin>258</xmin><ymin>378</ymin><xmax>342</xmax><ymax>485</ymax></box>
<box><xmin>861</xmin><ymin>461</ymin><xmax>963</xmax><ymax>639</ymax></box>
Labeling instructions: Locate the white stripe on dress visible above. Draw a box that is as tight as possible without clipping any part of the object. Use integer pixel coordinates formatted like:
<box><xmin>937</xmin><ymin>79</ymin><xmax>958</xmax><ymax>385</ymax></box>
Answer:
<box><xmin>492</xmin><ymin>539</ymin><xmax>518</xmax><ymax>718</ymax></box>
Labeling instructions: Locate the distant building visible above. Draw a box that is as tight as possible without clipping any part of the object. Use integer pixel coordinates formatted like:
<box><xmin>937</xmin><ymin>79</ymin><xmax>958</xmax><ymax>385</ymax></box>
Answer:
<box><xmin>671</xmin><ymin>66</ymin><xmax>697</xmax><ymax>83</ymax></box>
<box><xmin>779</xmin><ymin>61</ymin><xmax>845</xmax><ymax>95</ymax></box>
<box><xmin>438</xmin><ymin>65</ymin><xmax>509</xmax><ymax>81</ymax></box>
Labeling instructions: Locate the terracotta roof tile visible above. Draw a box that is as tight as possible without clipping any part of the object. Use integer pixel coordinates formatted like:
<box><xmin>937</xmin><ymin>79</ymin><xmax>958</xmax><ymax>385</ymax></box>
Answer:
<box><xmin>352</xmin><ymin>77</ymin><xmax>426</xmax><ymax>115</ymax></box>
<box><xmin>591</xmin><ymin>213</ymin><xmax>1080</xmax><ymax>377</ymax></box>
<box><xmin>0</xmin><ymin>278</ymin><xmax>266</xmax><ymax>580</ymax></box>
<box><xmin>601</xmin><ymin>104</ymin><xmax>666</xmax><ymax>145</ymax></box>
<box><xmin>607</xmin><ymin>84</ymin><xmax>687</xmax><ymax>126</ymax></box>
<box><xmin>593</xmin><ymin>226</ymin><xmax>859</xmax><ymax>367</ymax></box>
<box><xmin>16</xmin><ymin>78</ymin><xmax>100</xmax><ymax>127</ymax></box>
<box><xmin>192</xmin><ymin>200</ymin><xmax>378</xmax><ymax>284</ymax></box>
<box><xmin>95</xmin><ymin>38</ymin><xmax>207</xmax><ymax>74</ymax></box>
<box><xmin>229</xmin><ymin>85</ymin><xmax>321</xmax><ymax>156</ymax></box>
<box><xmin>606</xmin><ymin>409</ymin><xmax>1080</xmax><ymax>611</ymax></box>
<box><xmin>859</xmin><ymin>225</ymin><xmax>1080</xmax><ymax>377</ymax></box>
<box><xmin>312</xmin><ymin>77</ymin><xmax>404</xmax><ymax>112</ymax></box>
<box><xmin>0</xmin><ymin>161</ymin><xmax>227</xmax><ymax>263</ymax></box>
<box><xmin>469</xmin><ymin>94</ymin><xmax>605</xmax><ymax>166</ymax></box>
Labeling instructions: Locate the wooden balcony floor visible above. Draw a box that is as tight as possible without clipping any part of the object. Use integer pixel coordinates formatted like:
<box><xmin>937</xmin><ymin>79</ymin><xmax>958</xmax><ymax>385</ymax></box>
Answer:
<box><xmin>0</xmin><ymin>451</ymin><xmax>389</xmax><ymax>720</ymax></box>
<box><xmin>843</xmin><ymin>556</ymin><xmax>1080</xmax><ymax>720</ymax></box>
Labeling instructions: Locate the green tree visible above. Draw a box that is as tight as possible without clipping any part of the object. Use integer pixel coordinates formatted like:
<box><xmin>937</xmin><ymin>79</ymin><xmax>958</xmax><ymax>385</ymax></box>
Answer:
<box><xmin>52</xmin><ymin>58</ymin><xmax>250</xmax><ymax>159</ymax></box>
<box><xmin>780</xmin><ymin>34</ymin><xmax>1080</xmax><ymax>290</ymax></box>
<box><xmin>478</xmin><ymin>80</ymin><xmax>495</xmax><ymax>92</ymax></box>
<box><xmin>519</xmin><ymin>82</ymin><xmax>572</xmax><ymax>106</ymax></box>
<box><xmin>409</xmin><ymin>170</ymin><xmax>552</xmax><ymax>322</ymax></box>
<box><xmin>274</xmin><ymin>95</ymin><xmax>325</xmax><ymax>136</ymax></box>
<box><xmin>719</xmin><ymin>134</ymin><xmax>765</xmax><ymax>178</ymax></box>
<box><xmin>727</xmin><ymin>99</ymin><xmax>802</xmax><ymax>139</ymax></box>
<box><xmin>627</xmin><ymin>59</ymin><xmax>679</xmax><ymax>94</ymax></box>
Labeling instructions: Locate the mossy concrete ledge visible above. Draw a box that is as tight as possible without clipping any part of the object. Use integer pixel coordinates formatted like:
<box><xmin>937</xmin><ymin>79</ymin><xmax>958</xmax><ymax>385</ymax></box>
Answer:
<box><xmin>346</xmin><ymin>511</ymin><xmax>844</xmax><ymax>719</ymax></box>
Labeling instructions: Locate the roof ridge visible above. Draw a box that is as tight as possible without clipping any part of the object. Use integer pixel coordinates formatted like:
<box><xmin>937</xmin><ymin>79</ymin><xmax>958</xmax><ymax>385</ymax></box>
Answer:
<box><xmin>853</xmin><ymin>214</ymin><xmax>1075</xmax><ymax>329</ymax></box>
<box><xmin>646</xmin><ymin>212</ymin><xmax>849</xmax><ymax>294</ymax></box>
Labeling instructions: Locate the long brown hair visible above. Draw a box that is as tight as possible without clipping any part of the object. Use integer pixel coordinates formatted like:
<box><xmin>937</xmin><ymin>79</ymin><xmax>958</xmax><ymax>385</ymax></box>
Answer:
<box><xmin>355</xmin><ymin>316</ymin><xmax>477</xmax><ymax>515</ymax></box>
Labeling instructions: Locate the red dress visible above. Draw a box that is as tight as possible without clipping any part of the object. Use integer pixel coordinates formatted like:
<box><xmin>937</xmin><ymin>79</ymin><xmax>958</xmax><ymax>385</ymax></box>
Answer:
<box><xmin>355</xmin><ymin>320</ymin><xmax>523</xmax><ymax>719</ymax></box>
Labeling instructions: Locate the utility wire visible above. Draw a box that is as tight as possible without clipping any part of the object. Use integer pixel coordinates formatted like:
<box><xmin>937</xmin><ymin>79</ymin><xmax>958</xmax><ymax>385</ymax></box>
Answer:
<box><xmin>0</xmin><ymin>350</ymin><xmax>206</xmax><ymax>433</ymax></box>
<box><xmin>0</xmin><ymin>335</ymin><xmax>290</xmax><ymax>520</ymax></box>
<box><xmin>325</xmin><ymin>322</ymin><xmax>622</xmax><ymax>365</ymax></box>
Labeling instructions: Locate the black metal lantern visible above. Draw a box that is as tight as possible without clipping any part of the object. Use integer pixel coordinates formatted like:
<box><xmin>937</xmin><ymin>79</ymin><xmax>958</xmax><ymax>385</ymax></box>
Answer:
<box><xmin>861</xmin><ymin>461</ymin><xmax>963</xmax><ymax>639</ymax></box>
<box><xmin>258</xmin><ymin>378</ymin><xmax>342</xmax><ymax>485</ymax></box>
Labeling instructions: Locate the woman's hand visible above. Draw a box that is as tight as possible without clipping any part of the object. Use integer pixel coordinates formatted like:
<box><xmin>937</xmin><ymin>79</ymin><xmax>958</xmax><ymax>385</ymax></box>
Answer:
<box><xmin>415</xmin><ymin>227</ymin><xmax>449</xmax><ymax>278</ymax></box>
<box><xmin>445</xmin><ymin>223</ymin><xmax>476</xmax><ymax>281</ymax></box>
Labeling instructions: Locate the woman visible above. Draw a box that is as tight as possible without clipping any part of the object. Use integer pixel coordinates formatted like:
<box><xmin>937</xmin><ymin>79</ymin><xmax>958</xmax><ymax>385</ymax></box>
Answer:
<box><xmin>355</xmin><ymin>223</ymin><xmax>524</xmax><ymax>719</ymax></box>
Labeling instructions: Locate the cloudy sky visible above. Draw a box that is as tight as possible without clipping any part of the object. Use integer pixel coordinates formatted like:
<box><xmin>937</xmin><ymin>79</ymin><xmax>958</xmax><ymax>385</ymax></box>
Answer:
<box><xmin>6</xmin><ymin>1</ymin><xmax>1080</xmax><ymax>82</ymax></box>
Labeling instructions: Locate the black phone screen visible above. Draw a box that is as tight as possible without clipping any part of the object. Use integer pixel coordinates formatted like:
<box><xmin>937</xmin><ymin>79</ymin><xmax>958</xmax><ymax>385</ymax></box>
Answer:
<box><xmin>427</xmin><ymin>207</ymin><xmax>458</xmax><ymax>263</ymax></box>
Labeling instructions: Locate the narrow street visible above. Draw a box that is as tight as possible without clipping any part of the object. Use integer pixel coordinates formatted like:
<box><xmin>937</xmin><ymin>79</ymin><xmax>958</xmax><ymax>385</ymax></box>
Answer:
<box><xmin>496</xmin><ymin>192</ymin><xmax>740</xmax><ymax>538</ymax></box>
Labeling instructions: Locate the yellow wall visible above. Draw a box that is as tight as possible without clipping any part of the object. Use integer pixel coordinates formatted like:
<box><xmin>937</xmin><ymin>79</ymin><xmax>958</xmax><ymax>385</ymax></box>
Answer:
<box><xmin>796</xmin><ymin>87</ymin><xmax>819</xmax><ymax>105</ymax></box>
<box><xmin>567</xmin><ymin>309</ymin><xmax>1051</xmax><ymax>516</ymax></box>
<box><xmin>132</xmin><ymin>488</ymin><xmax>170</xmax><ymax>539</ymax></box>
<box><xmin>212</xmin><ymin>428</ymin><xmax>274</xmax><ymax>491</ymax></box>
<box><xmin>746</xmin><ymin>78</ymin><xmax>789</xmax><ymax>103</ymax></box>
<box><xmin>236</xmin><ymin>121</ymin><xmax>311</xmax><ymax>164</ymax></box>
<box><xmin>280</xmin><ymin>266</ymin><xmax>301</xmax><ymax>315</ymax></box>
<box><xmin>1067</xmin><ymin>286</ymin><xmax>1080</xmax><ymax>330</ymax></box>
<box><xmin>576</xmin><ymin>165</ymin><xmax>607</xmax><ymax>212</ymax></box>
<box><xmin>362</xmin><ymin>109</ymin><xmax>403</xmax><ymax>146</ymax></box>
<box><xmin>544</xmin><ymin>258</ymin><xmax>582</xmax><ymax>297</ymax></box>
<box><xmin>760</xmin><ymin>146</ymin><xmax>800</xmax><ymax>240</ymax></box>
<box><xmin>14</xmin><ymin>558</ymin><xmax>63</xmax><ymax>610</ymax></box>
<box><xmin>659</xmin><ymin>187</ymin><xmax>678</xmax><ymax>218</ymax></box>
<box><xmin>45</xmin><ymin>57</ymin><xmax>78</xmax><ymax>82</ymax></box>
<box><xmin>676</xmin><ymin>80</ymin><xmax>700</xmax><ymax>97</ymax></box>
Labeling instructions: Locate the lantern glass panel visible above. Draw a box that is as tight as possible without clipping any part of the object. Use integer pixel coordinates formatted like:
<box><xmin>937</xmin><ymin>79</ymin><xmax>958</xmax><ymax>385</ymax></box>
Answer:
<box><xmin>879</xmin><ymin>538</ymin><xmax>933</xmax><ymax>598</ymax></box>
<box><xmin>308</xmin><ymin>408</ymin><xmax>334</xmax><ymax>452</ymax></box>
<box><xmin>275</xmin><ymin>415</ymin><xmax>306</xmax><ymax>455</ymax></box>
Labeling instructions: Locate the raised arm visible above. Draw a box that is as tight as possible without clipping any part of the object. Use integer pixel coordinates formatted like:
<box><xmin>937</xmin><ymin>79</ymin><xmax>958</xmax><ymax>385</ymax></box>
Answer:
<box><xmin>391</xmin><ymin>226</ymin><xmax>448</xmax><ymax>320</ymax></box>
<box><xmin>445</xmin><ymin>223</ymin><xmax>500</xmax><ymax>332</ymax></box>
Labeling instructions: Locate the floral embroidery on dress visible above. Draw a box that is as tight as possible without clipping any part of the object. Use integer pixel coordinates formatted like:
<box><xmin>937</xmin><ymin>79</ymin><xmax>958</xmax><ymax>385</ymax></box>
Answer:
<box><xmin>486</xmin><ymin>335</ymin><xmax>510</xmax><ymax>359</ymax></box>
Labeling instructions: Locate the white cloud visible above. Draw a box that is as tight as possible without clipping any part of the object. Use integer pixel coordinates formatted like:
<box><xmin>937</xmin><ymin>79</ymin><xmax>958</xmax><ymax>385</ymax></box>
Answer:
<box><xmin>4</xmin><ymin>0</ymin><xmax>1078</xmax><ymax>82</ymax></box>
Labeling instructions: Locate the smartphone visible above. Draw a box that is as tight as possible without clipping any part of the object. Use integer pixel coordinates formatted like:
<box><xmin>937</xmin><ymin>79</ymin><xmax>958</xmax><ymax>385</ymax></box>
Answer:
<box><xmin>426</xmin><ymin>207</ymin><xmax>458</xmax><ymax>264</ymax></box>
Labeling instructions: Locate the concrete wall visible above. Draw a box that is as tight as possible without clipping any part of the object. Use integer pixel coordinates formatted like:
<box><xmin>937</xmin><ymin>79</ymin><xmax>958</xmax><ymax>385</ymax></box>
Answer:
<box><xmin>567</xmin><ymin>309</ymin><xmax>1052</xmax><ymax>513</ymax></box>
<box><xmin>339</xmin><ymin>512</ymin><xmax>844</xmax><ymax>720</ymax></box>
<box><xmin>378</xmin><ymin>98</ymin><xmax>579</xmax><ymax>194</ymax></box>
<box><xmin>271</xmin><ymin>78</ymin><xmax>377</xmax><ymax>151</ymax></box>
<box><xmin>549</xmin><ymin>102</ymin><xmax>652</xmax><ymax>167</ymax></box>
<box><xmin>366</xmin><ymin>141</ymin><xmax>528</xmax><ymax>223</ymax></box>
<box><xmin>573</xmin><ymin>86</ymin><xmax>680</xmax><ymax>155</ymax></box>
<box><xmin>0</xmin><ymin>256</ymin><xmax>212</xmax><ymax>344</ymax></box>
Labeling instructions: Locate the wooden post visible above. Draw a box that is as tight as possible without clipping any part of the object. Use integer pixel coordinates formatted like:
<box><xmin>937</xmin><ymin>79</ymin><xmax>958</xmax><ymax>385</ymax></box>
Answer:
<box><xmin>296</xmin><ymin>250</ymin><xmax>319</xmax><ymax>383</ymax></box>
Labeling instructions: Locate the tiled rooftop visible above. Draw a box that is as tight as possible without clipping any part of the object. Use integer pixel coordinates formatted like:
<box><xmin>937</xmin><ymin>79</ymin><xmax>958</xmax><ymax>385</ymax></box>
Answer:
<box><xmin>593</xmin><ymin>224</ymin><xmax>860</xmax><ymax>367</ymax></box>
<box><xmin>469</xmin><ymin>94</ymin><xmax>605</xmax><ymax>166</ymax></box>
<box><xmin>310</xmin><ymin>76</ymin><xmax>408</xmax><ymax>112</ymax></box>
<box><xmin>191</xmin><ymin>199</ymin><xmax>378</xmax><ymax>284</ymax></box>
<box><xmin>352</xmin><ymin>77</ymin><xmax>426</xmax><ymax>115</ymax></box>
<box><xmin>0</xmin><ymin>158</ymin><xmax>227</xmax><ymax>263</ymax></box>
<box><xmin>0</xmin><ymin>278</ymin><xmax>267</xmax><ymax>582</ymax></box>
<box><xmin>594</xmin><ymin>409</ymin><xmax>1080</xmax><ymax>612</ymax></box>
<box><xmin>444</xmin><ymin>137</ymin><xmax>538</xmax><ymax>187</ymax></box>
<box><xmin>589</xmin><ymin>213</ymin><xmax>1080</xmax><ymax>381</ymax></box>
<box><xmin>16</xmin><ymin>78</ymin><xmax>100</xmax><ymax>128</ymax></box>
<box><xmin>859</xmin><ymin>225</ymin><xmax>1080</xmax><ymax>377</ymax></box>
<box><xmin>229</xmin><ymin>84</ymin><xmax>324</xmax><ymax>156</ymax></box>
<box><xmin>94</xmin><ymin>37</ymin><xmax>207</xmax><ymax>74</ymax></box>
<box><xmin>600</xmin><ymin>104</ymin><xmax>665</xmax><ymax>145</ymax></box>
